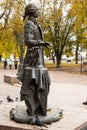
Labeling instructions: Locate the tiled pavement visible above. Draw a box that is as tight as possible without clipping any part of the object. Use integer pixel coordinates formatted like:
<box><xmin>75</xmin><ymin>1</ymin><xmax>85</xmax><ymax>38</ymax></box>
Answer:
<box><xmin>0</xmin><ymin>69</ymin><xmax>87</xmax><ymax>130</ymax></box>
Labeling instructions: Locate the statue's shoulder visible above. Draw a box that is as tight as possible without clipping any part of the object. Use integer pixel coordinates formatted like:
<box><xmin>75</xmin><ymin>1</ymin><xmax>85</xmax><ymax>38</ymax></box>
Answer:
<box><xmin>25</xmin><ymin>20</ymin><xmax>35</xmax><ymax>27</ymax></box>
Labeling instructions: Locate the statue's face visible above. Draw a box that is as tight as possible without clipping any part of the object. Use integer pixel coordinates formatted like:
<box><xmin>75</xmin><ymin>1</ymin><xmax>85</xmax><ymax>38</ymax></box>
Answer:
<box><xmin>33</xmin><ymin>9</ymin><xmax>40</xmax><ymax>18</ymax></box>
<box><xmin>24</xmin><ymin>2</ymin><xmax>40</xmax><ymax>19</ymax></box>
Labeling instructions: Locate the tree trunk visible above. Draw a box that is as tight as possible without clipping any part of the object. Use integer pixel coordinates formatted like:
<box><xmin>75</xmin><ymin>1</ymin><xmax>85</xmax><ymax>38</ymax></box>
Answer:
<box><xmin>86</xmin><ymin>48</ymin><xmax>87</xmax><ymax>57</ymax></box>
<box><xmin>55</xmin><ymin>52</ymin><xmax>61</xmax><ymax>68</ymax></box>
<box><xmin>0</xmin><ymin>55</ymin><xmax>1</xmax><ymax>62</ymax></box>
<box><xmin>75</xmin><ymin>44</ymin><xmax>79</xmax><ymax>64</ymax></box>
<box><xmin>51</xmin><ymin>51</ymin><xmax>55</xmax><ymax>63</ymax></box>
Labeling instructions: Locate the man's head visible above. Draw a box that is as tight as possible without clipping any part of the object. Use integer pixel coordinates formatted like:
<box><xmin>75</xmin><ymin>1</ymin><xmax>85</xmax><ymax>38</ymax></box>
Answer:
<box><xmin>23</xmin><ymin>2</ymin><xmax>40</xmax><ymax>20</ymax></box>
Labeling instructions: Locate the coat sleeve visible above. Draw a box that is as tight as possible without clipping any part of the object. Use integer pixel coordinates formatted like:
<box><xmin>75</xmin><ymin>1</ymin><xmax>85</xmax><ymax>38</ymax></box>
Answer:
<box><xmin>24</xmin><ymin>21</ymin><xmax>38</xmax><ymax>47</ymax></box>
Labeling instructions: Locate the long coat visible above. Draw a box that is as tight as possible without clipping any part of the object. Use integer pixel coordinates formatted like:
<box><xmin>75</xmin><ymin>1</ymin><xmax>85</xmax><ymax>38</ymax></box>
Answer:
<box><xmin>24</xmin><ymin>16</ymin><xmax>44</xmax><ymax>67</ymax></box>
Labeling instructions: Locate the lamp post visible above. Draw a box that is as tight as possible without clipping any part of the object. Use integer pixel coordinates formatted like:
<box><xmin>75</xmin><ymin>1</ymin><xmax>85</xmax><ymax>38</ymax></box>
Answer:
<box><xmin>80</xmin><ymin>55</ymin><xmax>83</xmax><ymax>74</ymax></box>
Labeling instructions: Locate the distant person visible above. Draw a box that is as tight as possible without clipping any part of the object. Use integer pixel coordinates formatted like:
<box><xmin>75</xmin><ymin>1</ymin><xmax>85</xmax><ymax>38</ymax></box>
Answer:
<box><xmin>3</xmin><ymin>59</ymin><xmax>7</xmax><ymax>69</ymax></box>
<box><xmin>8</xmin><ymin>59</ymin><xmax>13</xmax><ymax>70</ymax></box>
<box><xmin>14</xmin><ymin>59</ymin><xmax>18</xmax><ymax>69</ymax></box>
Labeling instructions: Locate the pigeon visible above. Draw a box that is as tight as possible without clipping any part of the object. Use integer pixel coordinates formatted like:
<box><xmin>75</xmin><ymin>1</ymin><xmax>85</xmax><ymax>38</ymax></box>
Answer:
<box><xmin>15</xmin><ymin>97</ymin><xmax>19</xmax><ymax>102</ymax></box>
<box><xmin>7</xmin><ymin>95</ymin><xmax>14</xmax><ymax>102</ymax></box>
<box><xmin>35</xmin><ymin>116</ymin><xmax>48</xmax><ymax>130</ymax></box>
<box><xmin>83</xmin><ymin>101</ymin><xmax>87</xmax><ymax>105</ymax></box>
<box><xmin>0</xmin><ymin>100</ymin><xmax>3</xmax><ymax>104</ymax></box>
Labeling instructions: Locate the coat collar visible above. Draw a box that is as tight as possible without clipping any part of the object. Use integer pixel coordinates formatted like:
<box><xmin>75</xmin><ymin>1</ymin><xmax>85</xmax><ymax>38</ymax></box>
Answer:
<box><xmin>28</xmin><ymin>16</ymin><xmax>37</xmax><ymax>25</ymax></box>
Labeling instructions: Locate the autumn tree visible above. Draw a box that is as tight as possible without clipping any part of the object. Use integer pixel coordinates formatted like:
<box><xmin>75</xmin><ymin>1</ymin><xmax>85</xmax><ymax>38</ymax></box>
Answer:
<box><xmin>0</xmin><ymin>29</ymin><xmax>16</xmax><ymax>58</ymax></box>
<box><xmin>38</xmin><ymin>0</ymin><xmax>87</xmax><ymax>67</ymax></box>
<box><xmin>71</xmin><ymin>0</ymin><xmax>87</xmax><ymax>64</ymax></box>
<box><xmin>0</xmin><ymin>0</ymin><xmax>25</xmax><ymax>61</ymax></box>
<box><xmin>41</xmin><ymin>0</ymin><xmax>75</xmax><ymax>67</ymax></box>
<box><xmin>0</xmin><ymin>0</ymin><xmax>87</xmax><ymax>67</ymax></box>
<box><xmin>10</xmin><ymin>13</ymin><xmax>24</xmax><ymax>61</ymax></box>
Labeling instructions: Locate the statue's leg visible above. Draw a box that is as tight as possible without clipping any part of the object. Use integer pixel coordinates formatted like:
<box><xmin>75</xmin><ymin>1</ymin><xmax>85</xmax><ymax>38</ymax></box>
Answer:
<box><xmin>25</xmin><ymin>95</ymin><xmax>34</xmax><ymax>116</ymax></box>
<box><xmin>37</xmin><ymin>92</ymin><xmax>47</xmax><ymax>116</ymax></box>
<box><xmin>24</xmin><ymin>88</ymin><xmax>40</xmax><ymax>116</ymax></box>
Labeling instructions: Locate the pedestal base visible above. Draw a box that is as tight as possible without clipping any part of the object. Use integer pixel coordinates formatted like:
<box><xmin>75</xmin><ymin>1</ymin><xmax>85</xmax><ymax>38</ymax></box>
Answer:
<box><xmin>10</xmin><ymin>103</ymin><xmax>63</xmax><ymax>125</ymax></box>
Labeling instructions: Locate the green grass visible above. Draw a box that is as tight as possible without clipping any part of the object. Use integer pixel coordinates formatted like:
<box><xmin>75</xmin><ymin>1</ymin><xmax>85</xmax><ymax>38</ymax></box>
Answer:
<box><xmin>45</xmin><ymin>62</ymin><xmax>56</xmax><ymax>68</ymax></box>
<box><xmin>0</xmin><ymin>62</ymin><xmax>3</xmax><ymax>68</ymax></box>
<box><xmin>45</xmin><ymin>62</ymin><xmax>80</xmax><ymax>69</ymax></box>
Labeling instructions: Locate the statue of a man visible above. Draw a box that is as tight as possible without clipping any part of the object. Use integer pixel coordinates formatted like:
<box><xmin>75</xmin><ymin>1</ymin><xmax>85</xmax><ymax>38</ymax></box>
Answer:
<box><xmin>20</xmin><ymin>2</ymin><xmax>51</xmax><ymax>116</ymax></box>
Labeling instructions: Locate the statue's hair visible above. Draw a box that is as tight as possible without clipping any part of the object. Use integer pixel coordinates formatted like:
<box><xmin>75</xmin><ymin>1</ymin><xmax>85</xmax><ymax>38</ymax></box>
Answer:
<box><xmin>23</xmin><ymin>2</ymin><xmax>38</xmax><ymax>21</ymax></box>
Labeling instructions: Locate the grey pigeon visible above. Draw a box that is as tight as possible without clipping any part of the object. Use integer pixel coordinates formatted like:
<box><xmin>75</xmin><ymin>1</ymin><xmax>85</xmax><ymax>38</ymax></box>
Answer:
<box><xmin>0</xmin><ymin>100</ymin><xmax>3</xmax><ymax>104</ymax></box>
<box><xmin>7</xmin><ymin>95</ymin><xmax>14</xmax><ymax>102</ymax></box>
<box><xmin>15</xmin><ymin>97</ymin><xmax>19</xmax><ymax>102</ymax></box>
<box><xmin>35</xmin><ymin>116</ymin><xmax>48</xmax><ymax>130</ymax></box>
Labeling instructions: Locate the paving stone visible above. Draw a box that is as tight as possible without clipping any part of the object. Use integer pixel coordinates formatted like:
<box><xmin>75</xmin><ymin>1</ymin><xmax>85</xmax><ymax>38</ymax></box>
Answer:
<box><xmin>0</xmin><ymin>126</ymin><xmax>10</xmax><ymax>130</ymax></box>
<box><xmin>0</xmin><ymin>69</ymin><xmax>87</xmax><ymax>129</ymax></box>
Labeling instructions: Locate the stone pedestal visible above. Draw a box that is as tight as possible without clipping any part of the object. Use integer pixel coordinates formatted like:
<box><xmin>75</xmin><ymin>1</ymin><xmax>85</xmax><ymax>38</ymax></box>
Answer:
<box><xmin>4</xmin><ymin>75</ymin><xmax>20</xmax><ymax>85</ymax></box>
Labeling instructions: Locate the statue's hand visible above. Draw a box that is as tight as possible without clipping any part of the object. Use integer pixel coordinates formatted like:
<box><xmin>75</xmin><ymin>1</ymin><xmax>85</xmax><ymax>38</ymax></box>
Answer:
<box><xmin>37</xmin><ymin>40</ymin><xmax>44</xmax><ymax>46</ymax></box>
<box><xmin>37</xmin><ymin>40</ymin><xmax>52</xmax><ymax>48</ymax></box>
<box><xmin>44</xmin><ymin>42</ymin><xmax>51</xmax><ymax>47</ymax></box>
<box><xmin>44</xmin><ymin>42</ymin><xmax>53</xmax><ymax>49</ymax></box>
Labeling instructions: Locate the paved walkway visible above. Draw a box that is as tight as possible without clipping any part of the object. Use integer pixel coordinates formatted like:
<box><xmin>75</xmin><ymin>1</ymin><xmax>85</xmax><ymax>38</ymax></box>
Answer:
<box><xmin>0</xmin><ymin>69</ymin><xmax>87</xmax><ymax>130</ymax></box>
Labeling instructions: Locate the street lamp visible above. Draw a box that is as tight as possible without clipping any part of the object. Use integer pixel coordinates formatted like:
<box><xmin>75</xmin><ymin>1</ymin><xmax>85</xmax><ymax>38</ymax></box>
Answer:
<box><xmin>80</xmin><ymin>55</ymin><xmax>83</xmax><ymax>74</ymax></box>
<box><xmin>78</xmin><ymin>53</ymin><xmax>83</xmax><ymax>74</ymax></box>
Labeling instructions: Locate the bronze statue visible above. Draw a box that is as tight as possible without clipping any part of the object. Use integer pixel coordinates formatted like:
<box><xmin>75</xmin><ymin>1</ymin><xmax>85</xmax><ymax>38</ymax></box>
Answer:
<box><xmin>10</xmin><ymin>2</ymin><xmax>63</xmax><ymax>124</ymax></box>
<box><xmin>20</xmin><ymin>1</ymin><xmax>51</xmax><ymax>116</ymax></box>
